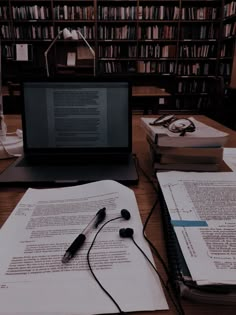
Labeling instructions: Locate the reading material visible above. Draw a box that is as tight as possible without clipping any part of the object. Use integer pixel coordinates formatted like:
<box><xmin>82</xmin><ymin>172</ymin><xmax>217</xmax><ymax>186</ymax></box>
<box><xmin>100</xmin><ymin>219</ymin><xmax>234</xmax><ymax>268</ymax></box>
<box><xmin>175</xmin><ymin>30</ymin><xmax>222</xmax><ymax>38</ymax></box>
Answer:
<box><xmin>0</xmin><ymin>180</ymin><xmax>168</xmax><ymax>315</ymax></box>
<box><xmin>224</xmin><ymin>147</ymin><xmax>236</xmax><ymax>171</ymax></box>
<box><xmin>141</xmin><ymin>117</ymin><xmax>229</xmax><ymax>147</ymax></box>
<box><xmin>66</xmin><ymin>52</ymin><xmax>76</xmax><ymax>66</ymax></box>
<box><xmin>157</xmin><ymin>171</ymin><xmax>236</xmax><ymax>286</ymax></box>
<box><xmin>147</xmin><ymin>135</ymin><xmax>224</xmax><ymax>164</ymax></box>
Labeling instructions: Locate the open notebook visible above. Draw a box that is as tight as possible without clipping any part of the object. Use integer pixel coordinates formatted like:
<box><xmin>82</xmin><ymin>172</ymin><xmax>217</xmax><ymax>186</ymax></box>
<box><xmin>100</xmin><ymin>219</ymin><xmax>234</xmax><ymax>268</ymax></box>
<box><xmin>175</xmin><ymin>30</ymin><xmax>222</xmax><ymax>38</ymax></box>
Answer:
<box><xmin>0</xmin><ymin>79</ymin><xmax>138</xmax><ymax>186</ymax></box>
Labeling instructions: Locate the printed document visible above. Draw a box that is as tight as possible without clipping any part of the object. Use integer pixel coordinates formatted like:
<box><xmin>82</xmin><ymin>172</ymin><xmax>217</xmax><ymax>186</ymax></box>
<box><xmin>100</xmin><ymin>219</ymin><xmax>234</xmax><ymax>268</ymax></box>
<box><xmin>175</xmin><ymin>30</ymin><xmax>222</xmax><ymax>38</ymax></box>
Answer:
<box><xmin>0</xmin><ymin>180</ymin><xmax>168</xmax><ymax>315</ymax></box>
<box><xmin>157</xmin><ymin>171</ymin><xmax>236</xmax><ymax>286</ymax></box>
<box><xmin>224</xmin><ymin>147</ymin><xmax>236</xmax><ymax>171</ymax></box>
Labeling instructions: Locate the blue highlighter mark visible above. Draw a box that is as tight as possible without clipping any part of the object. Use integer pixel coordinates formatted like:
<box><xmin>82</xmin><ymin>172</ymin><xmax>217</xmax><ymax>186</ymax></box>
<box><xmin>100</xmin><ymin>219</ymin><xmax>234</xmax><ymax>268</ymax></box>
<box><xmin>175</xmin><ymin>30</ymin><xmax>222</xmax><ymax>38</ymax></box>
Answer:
<box><xmin>171</xmin><ymin>220</ymin><xmax>208</xmax><ymax>227</ymax></box>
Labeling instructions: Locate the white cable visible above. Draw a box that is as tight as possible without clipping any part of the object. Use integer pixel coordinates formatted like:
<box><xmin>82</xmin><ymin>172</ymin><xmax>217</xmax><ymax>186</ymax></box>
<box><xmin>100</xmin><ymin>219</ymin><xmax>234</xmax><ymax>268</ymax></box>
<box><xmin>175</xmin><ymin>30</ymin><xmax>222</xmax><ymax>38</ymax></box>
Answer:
<box><xmin>0</xmin><ymin>138</ymin><xmax>22</xmax><ymax>158</ymax></box>
<box><xmin>0</xmin><ymin>130</ymin><xmax>23</xmax><ymax>159</ymax></box>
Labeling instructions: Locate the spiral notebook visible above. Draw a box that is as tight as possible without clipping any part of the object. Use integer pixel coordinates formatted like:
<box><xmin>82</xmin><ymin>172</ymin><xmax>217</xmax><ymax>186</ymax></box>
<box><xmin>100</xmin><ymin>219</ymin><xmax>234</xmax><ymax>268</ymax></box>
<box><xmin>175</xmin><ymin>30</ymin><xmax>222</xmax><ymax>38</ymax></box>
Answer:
<box><xmin>159</xmin><ymin>189</ymin><xmax>236</xmax><ymax>305</ymax></box>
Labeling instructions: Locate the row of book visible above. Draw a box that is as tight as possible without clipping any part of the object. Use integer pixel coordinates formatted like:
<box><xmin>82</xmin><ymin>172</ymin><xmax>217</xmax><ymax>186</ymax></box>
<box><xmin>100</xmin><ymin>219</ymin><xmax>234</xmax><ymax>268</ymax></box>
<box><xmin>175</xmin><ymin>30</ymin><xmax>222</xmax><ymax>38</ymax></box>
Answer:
<box><xmin>11</xmin><ymin>5</ymin><xmax>95</xmax><ymax>21</ymax></box>
<box><xmin>180</xmin><ymin>24</ymin><xmax>218</xmax><ymax>40</ymax></box>
<box><xmin>98</xmin><ymin>45</ymin><xmax>137</xmax><ymax>58</ymax></box>
<box><xmin>138</xmin><ymin>6</ymin><xmax>179</xmax><ymax>20</ymax></box>
<box><xmin>14</xmin><ymin>26</ymin><xmax>54</xmax><ymax>40</ymax></box>
<box><xmin>12</xmin><ymin>5</ymin><xmax>51</xmax><ymax>20</ymax></box>
<box><xmin>98</xmin><ymin>6</ymin><xmax>137</xmax><ymax>20</ymax></box>
<box><xmin>0</xmin><ymin>28</ymin><xmax>219</xmax><ymax>42</ymax></box>
<box><xmin>2</xmin><ymin>45</ymin><xmax>14</xmax><ymax>60</ymax></box>
<box><xmin>54</xmin><ymin>6</ymin><xmax>94</xmax><ymax>20</ymax></box>
<box><xmin>0</xmin><ymin>6</ymin><xmax>8</xmax><ymax>20</ymax></box>
<box><xmin>137</xmin><ymin>61</ymin><xmax>175</xmax><ymax>74</ymax></box>
<box><xmin>139</xmin><ymin>25</ymin><xmax>177</xmax><ymax>40</ymax></box>
<box><xmin>221</xmin><ymin>42</ymin><xmax>235</xmax><ymax>57</ymax></box>
<box><xmin>223</xmin><ymin>22</ymin><xmax>236</xmax><ymax>38</ymax></box>
<box><xmin>98</xmin><ymin>43</ymin><xmax>229</xmax><ymax>61</ymax></box>
<box><xmin>138</xmin><ymin>6</ymin><xmax>218</xmax><ymax>21</ymax></box>
<box><xmin>141</xmin><ymin>117</ymin><xmax>229</xmax><ymax>172</ymax></box>
<box><xmin>12</xmin><ymin>26</ymin><xmax>95</xmax><ymax>40</ymax></box>
<box><xmin>177</xmin><ymin>63</ymin><xmax>214</xmax><ymax>76</ymax></box>
<box><xmin>219</xmin><ymin>63</ymin><xmax>231</xmax><ymax>76</ymax></box>
<box><xmin>139</xmin><ymin>44</ymin><xmax>176</xmax><ymax>58</ymax></box>
<box><xmin>98</xmin><ymin>61</ymin><xmax>136</xmax><ymax>74</ymax></box>
<box><xmin>224</xmin><ymin>0</ymin><xmax>236</xmax><ymax>18</ymax></box>
<box><xmin>177</xmin><ymin>79</ymin><xmax>208</xmax><ymax>93</ymax></box>
<box><xmin>179</xmin><ymin>44</ymin><xmax>217</xmax><ymax>58</ymax></box>
<box><xmin>181</xmin><ymin>7</ymin><xmax>218</xmax><ymax>20</ymax></box>
<box><xmin>139</xmin><ymin>44</ymin><xmax>217</xmax><ymax>59</ymax></box>
<box><xmin>175</xmin><ymin>96</ymin><xmax>209</xmax><ymax>111</ymax></box>
<box><xmin>2</xmin><ymin>5</ymin><xmax>220</xmax><ymax>22</ymax></box>
<box><xmin>98</xmin><ymin>26</ymin><xmax>136</xmax><ymax>40</ymax></box>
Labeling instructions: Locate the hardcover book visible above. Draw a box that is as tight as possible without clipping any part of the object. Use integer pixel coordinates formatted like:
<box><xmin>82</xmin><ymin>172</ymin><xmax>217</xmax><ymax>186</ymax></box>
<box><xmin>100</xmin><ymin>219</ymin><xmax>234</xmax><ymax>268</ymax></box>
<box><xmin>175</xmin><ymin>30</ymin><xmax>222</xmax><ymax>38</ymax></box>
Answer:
<box><xmin>141</xmin><ymin>117</ymin><xmax>229</xmax><ymax>148</ymax></box>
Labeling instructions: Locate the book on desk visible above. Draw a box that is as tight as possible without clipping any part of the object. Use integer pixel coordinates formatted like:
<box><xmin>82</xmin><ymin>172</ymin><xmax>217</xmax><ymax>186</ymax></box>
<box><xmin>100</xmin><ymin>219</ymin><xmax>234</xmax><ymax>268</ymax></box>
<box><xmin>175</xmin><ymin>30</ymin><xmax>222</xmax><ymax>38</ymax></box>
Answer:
<box><xmin>141</xmin><ymin>117</ymin><xmax>229</xmax><ymax>148</ymax></box>
<box><xmin>157</xmin><ymin>171</ymin><xmax>236</xmax><ymax>305</ymax></box>
<box><xmin>141</xmin><ymin>117</ymin><xmax>229</xmax><ymax>172</ymax></box>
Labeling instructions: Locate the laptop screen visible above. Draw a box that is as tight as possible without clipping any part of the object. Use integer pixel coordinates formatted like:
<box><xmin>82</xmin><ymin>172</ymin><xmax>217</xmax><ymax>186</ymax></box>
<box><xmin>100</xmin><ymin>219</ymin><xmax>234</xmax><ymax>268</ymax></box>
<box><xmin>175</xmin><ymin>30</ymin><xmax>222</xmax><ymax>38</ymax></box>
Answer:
<box><xmin>22</xmin><ymin>80</ymin><xmax>132</xmax><ymax>156</ymax></box>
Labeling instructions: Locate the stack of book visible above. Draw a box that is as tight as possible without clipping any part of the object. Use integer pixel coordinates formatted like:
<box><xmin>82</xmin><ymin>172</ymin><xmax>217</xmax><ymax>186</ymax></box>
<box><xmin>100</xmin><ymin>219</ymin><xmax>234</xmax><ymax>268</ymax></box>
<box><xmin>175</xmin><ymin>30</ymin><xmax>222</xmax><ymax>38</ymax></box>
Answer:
<box><xmin>141</xmin><ymin>117</ymin><xmax>229</xmax><ymax>172</ymax></box>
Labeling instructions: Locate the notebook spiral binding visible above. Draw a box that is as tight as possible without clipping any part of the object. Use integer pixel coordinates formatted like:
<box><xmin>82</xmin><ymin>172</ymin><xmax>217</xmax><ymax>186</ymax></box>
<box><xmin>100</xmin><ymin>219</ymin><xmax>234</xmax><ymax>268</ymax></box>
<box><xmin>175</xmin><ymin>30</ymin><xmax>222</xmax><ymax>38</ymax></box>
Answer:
<box><xmin>158</xmin><ymin>188</ymin><xmax>236</xmax><ymax>305</ymax></box>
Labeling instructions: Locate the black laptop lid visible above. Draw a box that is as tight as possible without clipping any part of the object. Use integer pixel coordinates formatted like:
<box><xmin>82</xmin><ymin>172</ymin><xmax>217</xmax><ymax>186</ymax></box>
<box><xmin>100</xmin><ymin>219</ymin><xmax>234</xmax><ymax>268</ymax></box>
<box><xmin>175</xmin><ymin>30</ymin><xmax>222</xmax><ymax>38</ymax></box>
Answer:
<box><xmin>21</xmin><ymin>79</ymin><xmax>132</xmax><ymax>159</ymax></box>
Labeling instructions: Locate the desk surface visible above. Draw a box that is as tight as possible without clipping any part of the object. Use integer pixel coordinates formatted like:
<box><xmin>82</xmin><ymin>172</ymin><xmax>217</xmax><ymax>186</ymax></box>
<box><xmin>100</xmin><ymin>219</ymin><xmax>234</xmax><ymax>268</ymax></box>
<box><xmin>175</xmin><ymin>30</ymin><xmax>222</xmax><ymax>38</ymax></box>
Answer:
<box><xmin>132</xmin><ymin>86</ymin><xmax>171</xmax><ymax>97</ymax></box>
<box><xmin>1</xmin><ymin>114</ymin><xmax>236</xmax><ymax>315</ymax></box>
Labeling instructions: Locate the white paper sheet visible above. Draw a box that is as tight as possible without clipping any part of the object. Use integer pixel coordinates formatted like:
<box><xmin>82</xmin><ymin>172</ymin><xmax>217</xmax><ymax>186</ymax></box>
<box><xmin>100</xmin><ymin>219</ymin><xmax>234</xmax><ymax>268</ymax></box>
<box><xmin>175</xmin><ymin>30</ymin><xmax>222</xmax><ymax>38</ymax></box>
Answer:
<box><xmin>0</xmin><ymin>180</ymin><xmax>168</xmax><ymax>314</ymax></box>
<box><xmin>16</xmin><ymin>43</ymin><xmax>29</xmax><ymax>61</ymax></box>
<box><xmin>157</xmin><ymin>171</ymin><xmax>236</xmax><ymax>285</ymax></box>
<box><xmin>224</xmin><ymin>147</ymin><xmax>236</xmax><ymax>171</ymax></box>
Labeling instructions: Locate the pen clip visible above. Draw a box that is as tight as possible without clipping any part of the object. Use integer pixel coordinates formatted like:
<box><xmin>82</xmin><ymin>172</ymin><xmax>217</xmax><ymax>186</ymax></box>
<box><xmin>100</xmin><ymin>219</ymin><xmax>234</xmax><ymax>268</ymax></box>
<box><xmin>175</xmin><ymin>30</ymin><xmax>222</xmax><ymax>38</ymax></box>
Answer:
<box><xmin>94</xmin><ymin>207</ymin><xmax>106</xmax><ymax>228</ymax></box>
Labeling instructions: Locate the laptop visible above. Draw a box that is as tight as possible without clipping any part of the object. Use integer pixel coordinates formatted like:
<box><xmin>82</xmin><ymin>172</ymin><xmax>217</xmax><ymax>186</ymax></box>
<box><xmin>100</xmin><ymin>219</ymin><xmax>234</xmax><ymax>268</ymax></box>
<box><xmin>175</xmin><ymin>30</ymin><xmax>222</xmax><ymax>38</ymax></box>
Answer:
<box><xmin>0</xmin><ymin>78</ymin><xmax>138</xmax><ymax>186</ymax></box>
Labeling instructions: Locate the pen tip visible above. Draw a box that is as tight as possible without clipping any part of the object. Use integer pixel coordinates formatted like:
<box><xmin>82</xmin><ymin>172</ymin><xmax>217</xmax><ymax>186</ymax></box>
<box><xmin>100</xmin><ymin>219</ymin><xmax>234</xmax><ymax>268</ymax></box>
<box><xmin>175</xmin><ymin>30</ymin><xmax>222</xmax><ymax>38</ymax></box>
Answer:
<box><xmin>62</xmin><ymin>252</ymin><xmax>72</xmax><ymax>264</ymax></box>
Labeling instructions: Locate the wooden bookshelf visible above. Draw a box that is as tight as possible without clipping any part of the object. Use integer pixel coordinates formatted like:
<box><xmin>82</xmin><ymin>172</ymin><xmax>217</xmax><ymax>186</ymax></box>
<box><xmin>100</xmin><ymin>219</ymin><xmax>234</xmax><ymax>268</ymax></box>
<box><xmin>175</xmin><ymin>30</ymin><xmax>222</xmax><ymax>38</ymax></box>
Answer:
<box><xmin>0</xmin><ymin>0</ymin><xmax>236</xmax><ymax>112</ymax></box>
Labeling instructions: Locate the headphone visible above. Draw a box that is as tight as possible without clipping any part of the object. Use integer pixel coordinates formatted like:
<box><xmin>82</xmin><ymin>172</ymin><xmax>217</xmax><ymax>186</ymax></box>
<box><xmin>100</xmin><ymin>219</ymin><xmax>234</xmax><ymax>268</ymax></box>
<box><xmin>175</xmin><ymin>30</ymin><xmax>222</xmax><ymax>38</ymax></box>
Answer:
<box><xmin>119</xmin><ymin>227</ymin><xmax>134</xmax><ymax>238</ymax></box>
<box><xmin>118</xmin><ymin>209</ymin><xmax>134</xmax><ymax>239</ymax></box>
<box><xmin>120</xmin><ymin>209</ymin><xmax>131</xmax><ymax>220</ymax></box>
<box><xmin>86</xmin><ymin>208</ymin><xmax>133</xmax><ymax>314</ymax></box>
<box><xmin>119</xmin><ymin>209</ymin><xmax>134</xmax><ymax>238</ymax></box>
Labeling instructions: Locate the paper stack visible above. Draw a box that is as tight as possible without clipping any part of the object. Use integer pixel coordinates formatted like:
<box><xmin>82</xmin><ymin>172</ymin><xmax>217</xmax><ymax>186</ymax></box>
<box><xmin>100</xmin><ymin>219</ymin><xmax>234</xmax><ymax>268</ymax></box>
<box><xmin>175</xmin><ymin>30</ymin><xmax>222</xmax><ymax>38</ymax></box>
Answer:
<box><xmin>157</xmin><ymin>171</ymin><xmax>236</xmax><ymax>304</ymax></box>
<box><xmin>0</xmin><ymin>180</ymin><xmax>168</xmax><ymax>315</ymax></box>
<box><xmin>141</xmin><ymin>117</ymin><xmax>229</xmax><ymax>172</ymax></box>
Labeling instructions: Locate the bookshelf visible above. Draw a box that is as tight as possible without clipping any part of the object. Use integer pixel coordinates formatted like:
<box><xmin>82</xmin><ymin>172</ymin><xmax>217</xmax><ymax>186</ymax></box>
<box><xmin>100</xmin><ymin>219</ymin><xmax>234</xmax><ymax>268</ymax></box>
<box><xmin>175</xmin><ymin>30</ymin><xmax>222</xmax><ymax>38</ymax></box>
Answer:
<box><xmin>220</xmin><ymin>0</ymin><xmax>236</xmax><ymax>86</ymax></box>
<box><xmin>0</xmin><ymin>0</ymin><xmax>236</xmax><ymax>112</ymax></box>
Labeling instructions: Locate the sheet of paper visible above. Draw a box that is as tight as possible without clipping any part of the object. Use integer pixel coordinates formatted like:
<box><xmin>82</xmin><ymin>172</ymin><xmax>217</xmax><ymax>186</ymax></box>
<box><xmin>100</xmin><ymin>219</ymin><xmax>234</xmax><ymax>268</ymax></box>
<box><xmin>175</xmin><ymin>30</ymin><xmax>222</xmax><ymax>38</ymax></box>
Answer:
<box><xmin>0</xmin><ymin>180</ymin><xmax>168</xmax><ymax>314</ymax></box>
<box><xmin>67</xmin><ymin>52</ymin><xmax>76</xmax><ymax>66</ymax></box>
<box><xmin>16</xmin><ymin>43</ymin><xmax>29</xmax><ymax>61</ymax></box>
<box><xmin>157</xmin><ymin>171</ymin><xmax>236</xmax><ymax>285</ymax></box>
<box><xmin>224</xmin><ymin>147</ymin><xmax>236</xmax><ymax>171</ymax></box>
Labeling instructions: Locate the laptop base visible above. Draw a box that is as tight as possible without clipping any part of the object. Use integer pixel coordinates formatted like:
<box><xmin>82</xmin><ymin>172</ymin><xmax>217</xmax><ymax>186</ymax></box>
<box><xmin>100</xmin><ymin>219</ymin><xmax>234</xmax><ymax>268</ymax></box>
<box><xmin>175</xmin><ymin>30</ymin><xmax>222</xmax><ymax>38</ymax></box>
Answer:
<box><xmin>0</xmin><ymin>154</ymin><xmax>138</xmax><ymax>186</ymax></box>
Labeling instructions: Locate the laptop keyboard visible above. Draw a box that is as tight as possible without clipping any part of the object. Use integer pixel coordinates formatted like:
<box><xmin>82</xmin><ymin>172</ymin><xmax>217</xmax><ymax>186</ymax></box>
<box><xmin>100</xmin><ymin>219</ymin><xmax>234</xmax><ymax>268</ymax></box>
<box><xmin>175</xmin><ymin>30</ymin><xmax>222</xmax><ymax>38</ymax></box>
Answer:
<box><xmin>16</xmin><ymin>155</ymin><xmax>129</xmax><ymax>167</ymax></box>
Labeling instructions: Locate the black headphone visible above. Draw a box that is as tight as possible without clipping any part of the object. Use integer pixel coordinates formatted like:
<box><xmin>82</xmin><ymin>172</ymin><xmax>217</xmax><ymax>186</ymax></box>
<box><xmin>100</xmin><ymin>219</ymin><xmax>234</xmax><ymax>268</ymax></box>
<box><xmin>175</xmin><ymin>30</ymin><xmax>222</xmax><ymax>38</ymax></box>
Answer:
<box><xmin>88</xmin><ymin>208</ymin><xmax>184</xmax><ymax>315</ymax></box>
<box><xmin>120</xmin><ymin>209</ymin><xmax>131</xmax><ymax>220</ymax></box>
<box><xmin>119</xmin><ymin>227</ymin><xmax>134</xmax><ymax>238</ymax></box>
<box><xmin>87</xmin><ymin>208</ymin><xmax>134</xmax><ymax>314</ymax></box>
<box><xmin>119</xmin><ymin>209</ymin><xmax>133</xmax><ymax>238</ymax></box>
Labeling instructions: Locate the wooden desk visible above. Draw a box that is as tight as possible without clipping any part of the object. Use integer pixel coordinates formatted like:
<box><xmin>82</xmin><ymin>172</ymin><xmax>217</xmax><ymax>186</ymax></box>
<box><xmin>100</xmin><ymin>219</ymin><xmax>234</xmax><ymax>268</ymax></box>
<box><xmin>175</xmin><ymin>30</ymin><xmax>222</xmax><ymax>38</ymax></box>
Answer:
<box><xmin>132</xmin><ymin>86</ymin><xmax>171</xmax><ymax>114</ymax></box>
<box><xmin>1</xmin><ymin>114</ymin><xmax>236</xmax><ymax>315</ymax></box>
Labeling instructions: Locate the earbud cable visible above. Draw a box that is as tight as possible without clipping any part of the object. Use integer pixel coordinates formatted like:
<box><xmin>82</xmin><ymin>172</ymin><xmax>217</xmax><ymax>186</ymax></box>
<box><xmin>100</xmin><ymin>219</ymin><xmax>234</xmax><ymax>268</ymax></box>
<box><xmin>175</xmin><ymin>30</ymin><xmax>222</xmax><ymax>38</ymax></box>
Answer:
<box><xmin>136</xmin><ymin>157</ymin><xmax>185</xmax><ymax>315</ymax></box>
<box><xmin>130</xmin><ymin>236</ymin><xmax>185</xmax><ymax>315</ymax></box>
<box><xmin>87</xmin><ymin>216</ymin><xmax>125</xmax><ymax>314</ymax></box>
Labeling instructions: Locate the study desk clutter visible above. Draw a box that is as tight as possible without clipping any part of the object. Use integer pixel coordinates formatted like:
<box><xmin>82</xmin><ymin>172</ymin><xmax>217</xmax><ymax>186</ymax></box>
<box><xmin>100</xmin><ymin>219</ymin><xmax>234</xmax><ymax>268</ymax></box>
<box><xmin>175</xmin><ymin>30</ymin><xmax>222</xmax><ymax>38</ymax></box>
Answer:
<box><xmin>1</xmin><ymin>114</ymin><xmax>236</xmax><ymax>315</ymax></box>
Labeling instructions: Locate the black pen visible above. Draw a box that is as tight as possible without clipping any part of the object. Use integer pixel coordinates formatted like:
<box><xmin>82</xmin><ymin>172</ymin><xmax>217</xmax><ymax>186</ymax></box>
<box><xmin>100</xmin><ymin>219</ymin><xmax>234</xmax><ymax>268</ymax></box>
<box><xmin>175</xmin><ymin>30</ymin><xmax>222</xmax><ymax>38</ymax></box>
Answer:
<box><xmin>62</xmin><ymin>207</ymin><xmax>106</xmax><ymax>263</ymax></box>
